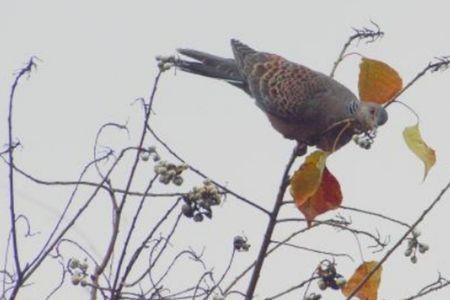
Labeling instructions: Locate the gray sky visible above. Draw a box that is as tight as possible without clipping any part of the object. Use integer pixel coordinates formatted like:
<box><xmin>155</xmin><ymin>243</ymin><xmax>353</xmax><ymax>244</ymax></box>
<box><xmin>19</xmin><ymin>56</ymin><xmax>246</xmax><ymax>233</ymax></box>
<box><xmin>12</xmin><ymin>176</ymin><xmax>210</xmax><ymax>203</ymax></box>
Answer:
<box><xmin>1</xmin><ymin>1</ymin><xmax>450</xmax><ymax>299</ymax></box>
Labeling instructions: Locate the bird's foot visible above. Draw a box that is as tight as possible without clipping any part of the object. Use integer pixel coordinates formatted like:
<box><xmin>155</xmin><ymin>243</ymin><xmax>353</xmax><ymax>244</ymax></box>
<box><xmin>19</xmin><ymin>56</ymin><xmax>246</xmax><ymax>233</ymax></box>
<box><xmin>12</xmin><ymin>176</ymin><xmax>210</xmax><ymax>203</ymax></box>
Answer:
<box><xmin>294</xmin><ymin>143</ymin><xmax>307</xmax><ymax>157</ymax></box>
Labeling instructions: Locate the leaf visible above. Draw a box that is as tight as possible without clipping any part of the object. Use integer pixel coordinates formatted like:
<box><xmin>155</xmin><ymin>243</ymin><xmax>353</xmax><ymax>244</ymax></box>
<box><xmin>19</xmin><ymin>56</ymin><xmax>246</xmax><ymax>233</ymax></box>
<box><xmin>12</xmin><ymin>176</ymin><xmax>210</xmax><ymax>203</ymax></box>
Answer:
<box><xmin>342</xmin><ymin>261</ymin><xmax>382</xmax><ymax>300</ymax></box>
<box><xmin>359</xmin><ymin>57</ymin><xmax>403</xmax><ymax>104</ymax></box>
<box><xmin>290</xmin><ymin>151</ymin><xmax>328</xmax><ymax>206</ymax></box>
<box><xmin>296</xmin><ymin>167</ymin><xmax>342</xmax><ymax>226</ymax></box>
<box><xmin>403</xmin><ymin>123</ymin><xmax>436</xmax><ymax>180</ymax></box>
<box><xmin>290</xmin><ymin>151</ymin><xmax>342</xmax><ymax>226</ymax></box>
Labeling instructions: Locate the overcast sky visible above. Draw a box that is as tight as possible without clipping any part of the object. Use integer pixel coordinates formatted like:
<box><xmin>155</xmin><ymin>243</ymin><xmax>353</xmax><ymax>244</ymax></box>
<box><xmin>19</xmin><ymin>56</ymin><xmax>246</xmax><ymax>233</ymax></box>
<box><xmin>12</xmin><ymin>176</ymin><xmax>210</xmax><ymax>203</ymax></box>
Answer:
<box><xmin>1</xmin><ymin>1</ymin><xmax>450</xmax><ymax>299</ymax></box>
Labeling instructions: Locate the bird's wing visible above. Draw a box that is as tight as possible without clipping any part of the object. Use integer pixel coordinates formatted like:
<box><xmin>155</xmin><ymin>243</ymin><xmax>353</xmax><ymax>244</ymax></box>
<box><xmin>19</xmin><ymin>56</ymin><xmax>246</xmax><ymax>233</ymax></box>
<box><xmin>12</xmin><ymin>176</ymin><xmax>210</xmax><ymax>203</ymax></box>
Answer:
<box><xmin>231</xmin><ymin>40</ymin><xmax>330</xmax><ymax>123</ymax></box>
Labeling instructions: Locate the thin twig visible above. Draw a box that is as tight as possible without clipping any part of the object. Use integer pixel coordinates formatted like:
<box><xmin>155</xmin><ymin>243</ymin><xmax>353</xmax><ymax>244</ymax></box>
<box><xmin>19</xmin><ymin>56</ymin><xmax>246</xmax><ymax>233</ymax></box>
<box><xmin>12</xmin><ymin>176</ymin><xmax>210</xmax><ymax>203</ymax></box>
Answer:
<box><xmin>7</xmin><ymin>57</ymin><xmax>38</xmax><ymax>299</ymax></box>
<box><xmin>330</xmin><ymin>21</ymin><xmax>384</xmax><ymax>78</ymax></box>
<box><xmin>44</xmin><ymin>260</ymin><xmax>66</xmax><ymax>300</ymax></box>
<box><xmin>340</xmin><ymin>205</ymin><xmax>411</xmax><ymax>228</ymax></box>
<box><xmin>276</xmin><ymin>218</ymin><xmax>387</xmax><ymax>250</ymax></box>
<box><xmin>107</xmin><ymin>175</ymin><xmax>158</xmax><ymax>296</ymax></box>
<box><xmin>28</xmin><ymin>151</ymin><xmax>113</xmax><ymax>272</ymax></box>
<box><xmin>270</xmin><ymin>240</ymin><xmax>354</xmax><ymax>261</ymax></box>
<box><xmin>224</xmin><ymin>225</ymin><xmax>319</xmax><ymax>294</ymax></box>
<box><xmin>264</xmin><ymin>276</ymin><xmax>320</xmax><ymax>300</ymax></box>
<box><xmin>392</xmin><ymin>274</ymin><xmax>450</xmax><ymax>300</ymax></box>
<box><xmin>203</xmin><ymin>249</ymin><xmax>236</xmax><ymax>299</ymax></box>
<box><xmin>146</xmin><ymin>213</ymin><xmax>183</xmax><ymax>285</ymax></box>
<box><xmin>384</xmin><ymin>56</ymin><xmax>450</xmax><ymax>108</ymax></box>
<box><xmin>111</xmin><ymin>70</ymin><xmax>164</xmax><ymax>290</ymax></box>
<box><xmin>115</xmin><ymin>200</ymin><xmax>181</xmax><ymax>297</ymax></box>
<box><xmin>21</xmin><ymin>144</ymin><xmax>132</xmax><ymax>287</ymax></box>
<box><xmin>345</xmin><ymin>180</ymin><xmax>450</xmax><ymax>300</ymax></box>
<box><xmin>5</xmin><ymin>155</ymin><xmax>185</xmax><ymax>198</ymax></box>
<box><xmin>147</xmin><ymin>126</ymin><xmax>271</xmax><ymax>216</ymax></box>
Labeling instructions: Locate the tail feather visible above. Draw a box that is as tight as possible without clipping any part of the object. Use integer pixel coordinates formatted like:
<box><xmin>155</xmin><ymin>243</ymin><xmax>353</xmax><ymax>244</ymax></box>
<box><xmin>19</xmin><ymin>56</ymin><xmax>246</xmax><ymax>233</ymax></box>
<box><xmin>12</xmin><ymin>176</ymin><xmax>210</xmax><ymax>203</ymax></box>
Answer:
<box><xmin>174</xmin><ymin>48</ymin><xmax>248</xmax><ymax>92</ymax></box>
<box><xmin>177</xmin><ymin>49</ymin><xmax>230</xmax><ymax>66</ymax></box>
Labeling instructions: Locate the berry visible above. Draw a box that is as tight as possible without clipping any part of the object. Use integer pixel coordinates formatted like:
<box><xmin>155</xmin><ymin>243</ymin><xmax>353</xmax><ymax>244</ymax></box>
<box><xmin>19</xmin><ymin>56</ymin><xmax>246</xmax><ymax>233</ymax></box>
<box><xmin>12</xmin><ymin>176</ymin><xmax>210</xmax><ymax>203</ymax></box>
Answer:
<box><xmin>193</xmin><ymin>213</ymin><xmax>204</xmax><ymax>222</ymax></box>
<box><xmin>173</xmin><ymin>176</ymin><xmax>184</xmax><ymax>186</ymax></box>
<box><xmin>71</xmin><ymin>275</ymin><xmax>81</xmax><ymax>285</ymax></box>
<box><xmin>335</xmin><ymin>276</ymin><xmax>347</xmax><ymax>288</ymax></box>
<box><xmin>317</xmin><ymin>278</ymin><xmax>327</xmax><ymax>290</ymax></box>
<box><xmin>181</xmin><ymin>204</ymin><xmax>194</xmax><ymax>218</ymax></box>
<box><xmin>312</xmin><ymin>294</ymin><xmax>322</xmax><ymax>300</ymax></box>
<box><xmin>234</xmin><ymin>236</ymin><xmax>245</xmax><ymax>249</ymax></box>
<box><xmin>159</xmin><ymin>175</ymin><xmax>170</xmax><ymax>185</ymax></box>
<box><xmin>69</xmin><ymin>259</ymin><xmax>79</xmax><ymax>269</ymax></box>
<box><xmin>404</xmin><ymin>248</ymin><xmax>413</xmax><ymax>257</ymax></box>
<box><xmin>418</xmin><ymin>243</ymin><xmax>429</xmax><ymax>253</ymax></box>
<box><xmin>141</xmin><ymin>152</ymin><xmax>150</xmax><ymax>161</ymax></box>
<box><xmin>80</xmin><ymin>263</ymin><xmax>88</xmax><ymax>272</ymax></box>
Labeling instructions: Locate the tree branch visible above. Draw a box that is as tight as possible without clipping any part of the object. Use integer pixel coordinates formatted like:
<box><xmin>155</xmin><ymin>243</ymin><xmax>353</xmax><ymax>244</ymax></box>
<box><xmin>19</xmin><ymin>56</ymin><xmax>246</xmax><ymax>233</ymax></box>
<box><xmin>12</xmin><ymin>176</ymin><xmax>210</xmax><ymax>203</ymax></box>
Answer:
<box><xmin>7</xmin><ymin>57</ymin><xmax>38</xmax><ymax>299</ymax></box>
<box><xmin>345</xmin><ymin>180</ymin><xmax>450</xmax><ymax>300</ymax></box>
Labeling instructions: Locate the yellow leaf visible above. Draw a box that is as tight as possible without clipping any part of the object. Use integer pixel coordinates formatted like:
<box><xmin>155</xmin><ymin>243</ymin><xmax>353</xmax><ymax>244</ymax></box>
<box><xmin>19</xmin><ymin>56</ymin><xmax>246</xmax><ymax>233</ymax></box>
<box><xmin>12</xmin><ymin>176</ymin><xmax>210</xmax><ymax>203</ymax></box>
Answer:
<box><xmin>359</xmin><ymin>57</ymin><xmax>403</xmax><ymax>104</ymax></box>
<box><xmin>290</xmin><ymin>151</ymin><xmax>328</xmax><ymax>206</ymax></box>
<box><xmin>342</xmin><ymin>261</ymin><xmax>382</xmax><ymax>300</ymax></box>
<box><xmin>403</xmin><ymin>124</ymin><xmax>436</xmax><ymax>180</ymax></box>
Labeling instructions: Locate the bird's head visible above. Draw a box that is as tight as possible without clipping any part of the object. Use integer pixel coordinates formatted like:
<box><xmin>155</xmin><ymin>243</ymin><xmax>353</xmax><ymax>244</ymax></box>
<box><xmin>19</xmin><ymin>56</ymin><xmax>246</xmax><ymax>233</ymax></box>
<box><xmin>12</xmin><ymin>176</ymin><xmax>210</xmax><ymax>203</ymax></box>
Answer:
<box><xmin>353</xmin><ymin>102</ymin><xmax>388</xmax><ymax>133</ymax></box>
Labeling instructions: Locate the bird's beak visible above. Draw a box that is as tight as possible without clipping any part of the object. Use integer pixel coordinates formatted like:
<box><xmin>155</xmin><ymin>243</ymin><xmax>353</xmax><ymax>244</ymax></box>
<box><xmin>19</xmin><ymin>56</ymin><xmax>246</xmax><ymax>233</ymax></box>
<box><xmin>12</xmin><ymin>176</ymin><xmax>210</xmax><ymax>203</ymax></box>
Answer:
<box><xmin>376</xmin><ymin>107</ymin><xmax>388</xmax><ymax>126</ymax></box>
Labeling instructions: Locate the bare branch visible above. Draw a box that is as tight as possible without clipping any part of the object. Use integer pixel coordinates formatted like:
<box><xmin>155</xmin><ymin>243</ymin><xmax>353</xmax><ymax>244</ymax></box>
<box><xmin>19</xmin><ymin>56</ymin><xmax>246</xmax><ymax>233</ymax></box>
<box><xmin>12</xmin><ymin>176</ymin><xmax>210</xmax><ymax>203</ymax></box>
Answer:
<box><xmin>265</xmin><ymin>276</ymin><xmax>320</xmax><ymax>300</ymax></box>
<box><xmin>385</xmin><ymin>56</ymin><xmax>450</xmax><ymax>108</ymax></box>
<box><xmin>270</xmin><ymin>240</ymin><xmax>354</xmax><ymax>261</ymax></box>
<box><xmin>330</xmin><ymin>21</ymin><xmax>384</xmax><ymax>78</ymax></box>
<box><xmin>345</xmin><ymin>180</ymin><xmax>450</xmax><ymax>300</ymax></box>
<box><xmin>147</xmin><ymin>126</ymin><xmax>271</xmax><ymax>216</ymax></box>
<box><xmin>340</xmin><ymin>205</ymin><xmax>411</xmax><ymax>228</ymax></box>
<box><xmin>392</xmin><ymin>274</ymin><xmax>450</xmax><ymax>300</ymax></box>
<box><xmin>7</xmin><ymin>56</ymin><xmax>38</xmax><ymax>299</ymax></box>
<box><xmin>245</xmin><ymin>148</ymin><xmax>298</xmax><ymax>298</ymax></box>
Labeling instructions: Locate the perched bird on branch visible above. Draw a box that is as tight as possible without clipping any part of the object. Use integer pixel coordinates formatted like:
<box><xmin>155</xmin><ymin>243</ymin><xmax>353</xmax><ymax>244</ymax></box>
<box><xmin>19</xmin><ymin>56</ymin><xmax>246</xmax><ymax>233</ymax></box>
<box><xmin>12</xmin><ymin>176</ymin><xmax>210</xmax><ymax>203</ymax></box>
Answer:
<box><xmin>159</xmin><ymin>40</ymin><xmax>388</xmax><ymax>154</ymax></box>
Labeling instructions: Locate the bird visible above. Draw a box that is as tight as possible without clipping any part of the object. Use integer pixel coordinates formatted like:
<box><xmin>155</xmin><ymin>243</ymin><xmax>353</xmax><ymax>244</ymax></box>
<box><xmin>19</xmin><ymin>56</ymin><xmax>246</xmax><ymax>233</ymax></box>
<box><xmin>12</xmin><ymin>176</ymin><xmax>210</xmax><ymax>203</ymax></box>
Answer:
<box><xmin>159</xmin><ymin>39</ymin><xmax>388</xmax><ymax>154</ymax></box>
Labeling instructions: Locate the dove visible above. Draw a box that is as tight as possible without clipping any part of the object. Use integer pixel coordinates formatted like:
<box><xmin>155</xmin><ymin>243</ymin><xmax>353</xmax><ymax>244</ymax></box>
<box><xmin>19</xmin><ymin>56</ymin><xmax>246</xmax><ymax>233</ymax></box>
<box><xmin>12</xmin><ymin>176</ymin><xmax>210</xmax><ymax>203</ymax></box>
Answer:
<box><xmin>162</xmin><ymin>39</ymin><xmax>387</xmax><ymax>154</ymax></box>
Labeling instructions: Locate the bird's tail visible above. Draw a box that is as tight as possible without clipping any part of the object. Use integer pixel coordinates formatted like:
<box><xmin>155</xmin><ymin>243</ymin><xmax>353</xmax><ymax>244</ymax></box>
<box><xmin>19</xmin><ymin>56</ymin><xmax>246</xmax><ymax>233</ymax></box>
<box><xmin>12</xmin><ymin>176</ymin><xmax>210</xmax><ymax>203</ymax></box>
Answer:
<box><xmin>169</xmin><ymin>48</ymin><xmax>248</xmax><ymax>92</ymax></box>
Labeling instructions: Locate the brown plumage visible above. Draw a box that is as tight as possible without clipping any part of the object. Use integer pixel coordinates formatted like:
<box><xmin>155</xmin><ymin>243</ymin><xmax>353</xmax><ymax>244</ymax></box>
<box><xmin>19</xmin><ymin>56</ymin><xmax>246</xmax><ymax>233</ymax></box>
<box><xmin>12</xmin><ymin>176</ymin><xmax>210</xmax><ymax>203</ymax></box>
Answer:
<box><xmin>170</xmin><ymin>40</ymin><xmax>388</xmax><ymax>153</ymax></box>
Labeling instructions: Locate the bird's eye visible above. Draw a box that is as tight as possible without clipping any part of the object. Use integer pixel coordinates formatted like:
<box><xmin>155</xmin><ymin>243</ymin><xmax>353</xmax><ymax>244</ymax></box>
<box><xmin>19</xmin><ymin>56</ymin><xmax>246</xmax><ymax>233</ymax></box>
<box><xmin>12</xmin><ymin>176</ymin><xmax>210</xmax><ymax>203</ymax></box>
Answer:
<box><xmin>369</xmin><ymin>107</ymin><xmax>376</xmax><ymax>116</ymax></box>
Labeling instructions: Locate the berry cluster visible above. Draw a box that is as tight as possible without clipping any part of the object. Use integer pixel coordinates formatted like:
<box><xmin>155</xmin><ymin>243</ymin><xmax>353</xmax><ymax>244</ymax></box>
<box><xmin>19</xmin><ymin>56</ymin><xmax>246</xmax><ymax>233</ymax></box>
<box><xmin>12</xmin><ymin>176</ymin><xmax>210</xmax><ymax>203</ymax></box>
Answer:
<box><xmin>154</xmin><ymin>161</ymin><xmax>188</xmax><ymax>186</ymax></box>
<box><xmin>404</xmin><ymin>229</ymin><xmax>429</xmax><ymax>264</ymax></box>
<box><xmin>233</xmin><ymin>235</ymin><xmax>251</xmax><ymax>252</ymax></box>
<box><xmin>155</xmin><ymin>55</ymin><xmax>175</xmax><ymax>72</ymax></box>
<box><xmin>181</xmin><ymin>179</ymin><xmax>222</xmax><ymax>222</ymax></box>
<box><xmin>68</xmin><ymin>258</ymin><xmax>89</xmax><ymax>286</ymax></box>
<box><xmin>140</xmin><ymin>146</ymin><xmax>161</xmax><ymax>162</ymax></box>
<box><xmin>353</xmin><ymin>130</ymin><xmax>377</xmax><ymax>150</ymax></box>
<box><xmin>316</xmin><ymin>260</ymin><xmax>346</xmax><ymax>291</ymax></box>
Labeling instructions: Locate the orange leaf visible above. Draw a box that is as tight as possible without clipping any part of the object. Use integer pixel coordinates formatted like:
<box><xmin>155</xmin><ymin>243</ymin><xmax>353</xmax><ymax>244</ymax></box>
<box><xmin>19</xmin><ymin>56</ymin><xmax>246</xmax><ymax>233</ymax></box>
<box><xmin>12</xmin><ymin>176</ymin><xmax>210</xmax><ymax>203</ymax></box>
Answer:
<box><xmin>342</xmin><ymin>261</ymin><xmax>382</xmax><ymax>300</ymax></box>
<box><xmin>403</xmin><ymin>123</ymin><xmax>436</xmax><ymax>181</ymax></box>
<box><xmin>290</xmin><ymin>151</ymin><xmax>328</xmax><ymax>206</ymax></box>
<box><xmin>296</xmin><ymin>167</ymin><xmax>342</xmax><ymax>226</ymax></box>
<box><xmin>359</xmin><ymin>57</ymin><xmax>403</xmax><ymax>104</ymax></box>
